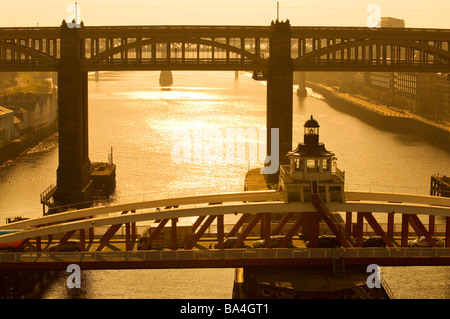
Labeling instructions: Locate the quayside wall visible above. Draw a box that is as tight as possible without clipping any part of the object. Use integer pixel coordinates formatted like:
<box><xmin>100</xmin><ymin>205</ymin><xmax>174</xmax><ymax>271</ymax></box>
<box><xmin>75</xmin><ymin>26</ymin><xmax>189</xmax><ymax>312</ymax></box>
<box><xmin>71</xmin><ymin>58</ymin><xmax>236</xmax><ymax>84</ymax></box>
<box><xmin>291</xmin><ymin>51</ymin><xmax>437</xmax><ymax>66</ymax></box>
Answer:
<box><xmin>307</xmin><ymin>82</ymin><xmax>450</xmax><ymax>150</ymax></box>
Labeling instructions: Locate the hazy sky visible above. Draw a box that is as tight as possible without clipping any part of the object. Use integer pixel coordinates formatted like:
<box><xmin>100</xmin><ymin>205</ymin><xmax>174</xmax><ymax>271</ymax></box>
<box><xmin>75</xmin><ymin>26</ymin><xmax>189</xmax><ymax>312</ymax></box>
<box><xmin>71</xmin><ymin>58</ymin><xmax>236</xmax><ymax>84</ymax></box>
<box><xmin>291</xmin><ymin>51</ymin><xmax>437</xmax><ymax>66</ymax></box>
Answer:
<box><xmin>1</xmin><ymin>0</ymin><xmax>449</xmax><ymax>29</ymax></box>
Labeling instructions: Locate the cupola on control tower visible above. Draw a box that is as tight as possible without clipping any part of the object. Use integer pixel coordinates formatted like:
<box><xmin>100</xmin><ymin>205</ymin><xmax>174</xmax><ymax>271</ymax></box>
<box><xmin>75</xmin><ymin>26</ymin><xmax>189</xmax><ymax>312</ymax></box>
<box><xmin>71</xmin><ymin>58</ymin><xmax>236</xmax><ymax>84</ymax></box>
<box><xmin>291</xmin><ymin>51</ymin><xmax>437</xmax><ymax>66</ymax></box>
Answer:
<box><xmin>279</xmin><ymin>116</ymin><xmax>345</xmax><ymax>203</ymax></box>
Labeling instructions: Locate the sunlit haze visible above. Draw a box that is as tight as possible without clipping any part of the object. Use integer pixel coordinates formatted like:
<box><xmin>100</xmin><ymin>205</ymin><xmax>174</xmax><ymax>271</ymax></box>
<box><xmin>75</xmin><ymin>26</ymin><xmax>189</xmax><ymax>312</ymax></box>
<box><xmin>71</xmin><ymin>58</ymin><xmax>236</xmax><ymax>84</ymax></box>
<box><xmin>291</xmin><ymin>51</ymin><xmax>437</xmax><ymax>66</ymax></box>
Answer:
<box><xmin>1</xmin><ymin>0</ymin><xmax>450</xmax><ymax>28</ymax></box>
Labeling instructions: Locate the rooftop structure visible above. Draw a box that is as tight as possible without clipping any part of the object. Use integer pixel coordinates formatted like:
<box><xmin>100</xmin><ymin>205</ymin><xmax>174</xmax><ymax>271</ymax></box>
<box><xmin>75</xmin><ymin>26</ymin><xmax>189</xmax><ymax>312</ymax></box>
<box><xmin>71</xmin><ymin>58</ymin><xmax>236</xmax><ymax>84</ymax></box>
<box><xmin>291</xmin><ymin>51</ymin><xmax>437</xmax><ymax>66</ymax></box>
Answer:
<box><xmin>279</xmin><ymin>116</ymin><xmax>345</xmax><ymax>203</ymax></box>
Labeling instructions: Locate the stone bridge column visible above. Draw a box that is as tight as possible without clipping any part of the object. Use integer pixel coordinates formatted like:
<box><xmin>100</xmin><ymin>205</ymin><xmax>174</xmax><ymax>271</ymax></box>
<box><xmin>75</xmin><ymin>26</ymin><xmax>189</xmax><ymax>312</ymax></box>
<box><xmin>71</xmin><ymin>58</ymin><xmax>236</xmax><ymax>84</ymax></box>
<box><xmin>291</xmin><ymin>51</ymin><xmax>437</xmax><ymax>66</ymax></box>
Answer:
<box><xmin>265</xmin><ymin>20</ymin><xmax>293</xmax><ymax>184</ymax></box>
<box><xmin>296</xmin><ymin>72</ymin><xmax>307</xmax><ymax>97</ymax></box>
<box><xmin>54</xmin><ymin>21</ymin><xmax>93</xmax><ymax>207</ymax></box>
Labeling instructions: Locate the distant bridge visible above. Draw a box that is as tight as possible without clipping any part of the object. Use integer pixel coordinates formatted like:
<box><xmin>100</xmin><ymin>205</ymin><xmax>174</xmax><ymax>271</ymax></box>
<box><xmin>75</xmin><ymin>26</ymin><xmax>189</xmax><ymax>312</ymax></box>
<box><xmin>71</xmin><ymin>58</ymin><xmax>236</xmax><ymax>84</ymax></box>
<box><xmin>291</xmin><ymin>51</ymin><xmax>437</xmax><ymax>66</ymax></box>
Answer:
<box><xmin>1</xmin><ymin>189</ymin><xmax>450</xmax><ymax>270</ymax></box>
<box><xmin>1</xmin><ymin>20</ymin><xmax>449</xmax><ymax>215</ymax></box>
<box><xmin>0</xmin><ymin>24</ymin><xmax>449</xmax><ymax>72</ymax></box>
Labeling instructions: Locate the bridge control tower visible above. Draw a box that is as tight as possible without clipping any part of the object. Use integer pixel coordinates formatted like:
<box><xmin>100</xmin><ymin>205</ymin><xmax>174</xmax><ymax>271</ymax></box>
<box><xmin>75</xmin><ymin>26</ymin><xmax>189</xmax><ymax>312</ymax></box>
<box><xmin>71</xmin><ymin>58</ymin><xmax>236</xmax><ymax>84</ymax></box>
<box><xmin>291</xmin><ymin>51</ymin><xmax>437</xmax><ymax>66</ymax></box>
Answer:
<box><xmin>278</xmin><ymin>116</ymin><xmax>345</xmax><ymax>203</ymax></box>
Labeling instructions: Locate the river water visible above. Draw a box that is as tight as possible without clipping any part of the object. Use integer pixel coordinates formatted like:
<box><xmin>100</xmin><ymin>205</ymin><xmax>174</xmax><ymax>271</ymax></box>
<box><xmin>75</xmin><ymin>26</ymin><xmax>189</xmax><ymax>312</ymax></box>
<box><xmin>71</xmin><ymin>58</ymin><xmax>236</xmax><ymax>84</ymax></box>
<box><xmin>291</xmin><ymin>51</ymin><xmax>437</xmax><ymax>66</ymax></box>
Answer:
<box><xmin>0</xmin><ymin>70</ymin><xmax>449</xmax><ymax>299</ymax></box>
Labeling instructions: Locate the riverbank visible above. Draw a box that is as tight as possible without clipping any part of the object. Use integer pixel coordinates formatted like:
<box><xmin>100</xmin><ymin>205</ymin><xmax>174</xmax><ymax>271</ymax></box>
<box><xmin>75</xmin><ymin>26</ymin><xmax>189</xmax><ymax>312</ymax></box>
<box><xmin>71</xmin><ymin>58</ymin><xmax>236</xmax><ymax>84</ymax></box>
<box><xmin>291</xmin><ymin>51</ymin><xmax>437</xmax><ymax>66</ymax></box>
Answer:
<box><xmin>307</xmin><ymin>81</ymin><xmax>450</xmax><ymax>151</ymax></box>
<box><xmin>0</xmin><ymin>121</ymin><xmax>57</xmax><ymax>165</ymax></box>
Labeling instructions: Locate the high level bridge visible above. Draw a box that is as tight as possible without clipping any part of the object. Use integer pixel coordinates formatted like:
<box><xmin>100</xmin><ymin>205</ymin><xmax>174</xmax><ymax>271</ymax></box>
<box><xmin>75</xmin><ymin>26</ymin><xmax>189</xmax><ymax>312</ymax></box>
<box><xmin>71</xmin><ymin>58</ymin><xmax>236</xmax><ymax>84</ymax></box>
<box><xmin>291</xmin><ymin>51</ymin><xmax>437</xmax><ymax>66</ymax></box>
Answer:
<box><xmin>0</xmin><ymin>20</ymin><xmax>448</xmax><ymax>206</ymax></box>
<box><xmin>1</xmin><ymin>188</ymin><xmax>450</xmax><ymax>270</ymax></box>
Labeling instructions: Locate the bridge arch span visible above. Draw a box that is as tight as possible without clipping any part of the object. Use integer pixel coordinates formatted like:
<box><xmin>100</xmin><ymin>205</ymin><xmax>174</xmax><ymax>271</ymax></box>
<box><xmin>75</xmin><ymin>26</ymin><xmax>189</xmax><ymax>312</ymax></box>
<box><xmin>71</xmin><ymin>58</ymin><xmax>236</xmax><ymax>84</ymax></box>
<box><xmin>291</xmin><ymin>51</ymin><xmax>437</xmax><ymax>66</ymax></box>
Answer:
<box><xmin>1</xmin><ymin>191</ymin><xmax>450</xmax><ymax>244</ymax></box>
<box><xmin>0</xmin><ymin>41</ymin><xmax>58</xmax><ymax>68</ymax></box>
<box><xmin>82</xmin><ymin>37</ymin><xmax>268</xmax><ymax>70</ymax></box>
<box><xmin>295</xmin><ymin>38</ymin><xmax>450</xmax><ymax>70</ymax></box>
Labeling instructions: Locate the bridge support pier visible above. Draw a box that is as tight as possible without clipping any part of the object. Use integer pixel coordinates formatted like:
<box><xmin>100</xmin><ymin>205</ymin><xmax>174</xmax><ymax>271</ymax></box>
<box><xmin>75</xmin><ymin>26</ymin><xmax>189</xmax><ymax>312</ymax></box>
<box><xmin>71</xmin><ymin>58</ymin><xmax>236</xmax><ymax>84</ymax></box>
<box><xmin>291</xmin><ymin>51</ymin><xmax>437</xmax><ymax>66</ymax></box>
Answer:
<box><xmin>301</xmin><ymin>212</ymin><xmax>320</xmax><ymax>248</ymax></box>
<box><xmin>265</xmin><ymin>20</ymin><xmax>293</xmax><ymax>184</ymax></box>
<box><xmin>54</xmin><ymin>23</ymin><xmax>93</xmax><ymax>208</ymax></box>
<box><xmin>295</xmin><ymin>72</ymin><xmax>307</xmax><ymax>97</ymax></box>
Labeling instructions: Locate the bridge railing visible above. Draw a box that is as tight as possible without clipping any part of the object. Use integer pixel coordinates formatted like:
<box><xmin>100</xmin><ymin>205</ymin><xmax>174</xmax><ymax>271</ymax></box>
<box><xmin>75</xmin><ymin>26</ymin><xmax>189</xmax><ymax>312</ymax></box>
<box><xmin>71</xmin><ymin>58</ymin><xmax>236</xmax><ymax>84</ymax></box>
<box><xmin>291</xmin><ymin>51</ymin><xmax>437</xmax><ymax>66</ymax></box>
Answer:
<box><xmin>26</xmin><ymin>220</ymin><xmax>449</xmax><ymax>242</ymax></box>
<box><xmin>7</xmin><ymin>185</ymin><xmax>273</xmax><ymax>221</ymax></box>
<box><xmin>1</xmin><ymin>247</ymin><xmax>450</xmax><ymax>264</ymax></box>
<box><xmin>344</xmin><ymin>183</ymin><xmax>429</xmax><ymax>195</ymax></box>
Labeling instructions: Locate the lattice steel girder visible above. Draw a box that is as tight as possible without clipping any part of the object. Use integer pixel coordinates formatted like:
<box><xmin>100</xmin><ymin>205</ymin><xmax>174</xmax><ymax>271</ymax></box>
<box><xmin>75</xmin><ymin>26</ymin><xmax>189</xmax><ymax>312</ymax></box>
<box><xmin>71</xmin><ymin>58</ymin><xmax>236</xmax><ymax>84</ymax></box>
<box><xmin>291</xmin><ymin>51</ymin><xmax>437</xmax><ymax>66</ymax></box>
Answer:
<box><xmin>271</xmin><ymin>212</ymin><xmax>294</xmax><ymax>236</ymax></box>
<box><xmin>232</xmin><ymin>214</ymin><xmax>262</xmax><ymax>248</ymax></box>
<box><xmin>51</xmin><ymin>230</ymin><xmax>76</xmax><ymax>253</ymax></box>
<box><xmin>95</xmin><ymin>211</ymin><xmax>129</xmax><ymax>251</ymax></box>
<box><xmin>185</xmin><ymin>215</ymin><xmax>216</xmax><ymax>250</ymax></box>
<box><xmin>446</xmin><ymin>217</ymin><xmax>450</xmax><ymax>248</ymax></box>
<box><xmin>311</xmin><ymin>194</ymin><xmax>352</xmax><ymax>247</ymax></box>
<box><xmin>228</xmin><ymin>213</ymin><xmax>251</xmax><ymax>237</ymax></box>
<box><xmin>279</xmin><ymin>214</ymin><xmax>307</xmax><ymax>248</ymax></box>
<box><xmin>0</xmin><ymin>25</ymin><xmax>447</xmax><ymax>72</ymax></box>
<box><xmin>359</xmin><ymin>212</ymin><xmax>395</xmax><ymax>247</ymax></box>
<box><xmin>138</xmin><ymin>219</ymin><xmax>169</xmax><ymax>251</ymax></box>
<box><xmin>407</xmin><ymin>214</ymin><xmax>438</xmax><ymax>247</ymax></box>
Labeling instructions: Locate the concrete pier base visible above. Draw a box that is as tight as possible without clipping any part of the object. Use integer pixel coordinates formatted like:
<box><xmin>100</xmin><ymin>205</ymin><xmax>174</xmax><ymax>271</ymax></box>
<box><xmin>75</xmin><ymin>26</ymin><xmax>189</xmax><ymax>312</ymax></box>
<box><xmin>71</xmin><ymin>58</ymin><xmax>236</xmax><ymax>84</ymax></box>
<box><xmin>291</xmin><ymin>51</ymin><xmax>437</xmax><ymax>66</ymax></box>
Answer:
<box><xmin>233</xmin><ymin>265</ymin><xmax>391</xmax><ymax>299</ymax></box>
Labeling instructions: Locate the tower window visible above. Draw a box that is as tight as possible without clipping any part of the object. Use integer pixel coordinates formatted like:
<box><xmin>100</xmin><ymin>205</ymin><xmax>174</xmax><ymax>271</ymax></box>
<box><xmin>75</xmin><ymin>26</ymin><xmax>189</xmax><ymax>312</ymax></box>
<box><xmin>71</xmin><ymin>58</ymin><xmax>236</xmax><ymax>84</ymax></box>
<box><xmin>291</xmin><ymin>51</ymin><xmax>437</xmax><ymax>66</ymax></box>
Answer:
<box><xmin>307</xmin><ymin>160</ymin><xmax>315</xmax><ymax>168</ymax></box>
<box><xmin>305</xmin><ymin>127</ymin><xmax>318</xmax><ymax>135</ymax></box>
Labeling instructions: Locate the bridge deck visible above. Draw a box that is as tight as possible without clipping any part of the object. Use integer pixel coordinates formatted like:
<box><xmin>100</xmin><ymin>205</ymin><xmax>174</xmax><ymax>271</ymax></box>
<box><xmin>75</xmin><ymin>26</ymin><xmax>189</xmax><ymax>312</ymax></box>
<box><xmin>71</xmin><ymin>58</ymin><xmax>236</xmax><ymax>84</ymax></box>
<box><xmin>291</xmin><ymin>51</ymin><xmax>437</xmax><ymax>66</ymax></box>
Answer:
<box><xmin>0</xmin><ymin>188</ymin><xmax>449</xmax><ymax>269</ymax></box>
<box><xmin>2</xmin><ymin>245</ymin><xmax>450</xmax><ymax>270</ymax></box>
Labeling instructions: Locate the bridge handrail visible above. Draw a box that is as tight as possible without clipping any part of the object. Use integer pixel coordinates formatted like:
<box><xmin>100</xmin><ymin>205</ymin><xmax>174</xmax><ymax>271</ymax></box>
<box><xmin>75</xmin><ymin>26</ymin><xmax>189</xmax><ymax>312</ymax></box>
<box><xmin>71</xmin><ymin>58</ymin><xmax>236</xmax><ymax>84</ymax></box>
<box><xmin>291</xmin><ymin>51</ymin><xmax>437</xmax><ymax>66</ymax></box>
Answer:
<box><xmin>4</xmin><ymin>188</ymin><xmax>450</xmax><ymax>242</ymax></box>
<box><xmin>2</xmin><ymin>185</ymin><xmax>266</xmax><ymax>222</ymax></box>
<box><xmin>379</xmin><ymin>272</ymin><xmax>396</xmax><ymax>299</ymax></box>
<box><xmin>345</xmin><ymin>191</ymin><xmax>450</xmax><ymax>208</ymax></box>
<box><xmin>0</xmin><ymin>190</ymin><xmax>282</xmax><ymax>231</ymax></box>
<box><xmin>1</xmin><ymin>247</ymin><xmax>449</xmax><ymax>264</ymax></box>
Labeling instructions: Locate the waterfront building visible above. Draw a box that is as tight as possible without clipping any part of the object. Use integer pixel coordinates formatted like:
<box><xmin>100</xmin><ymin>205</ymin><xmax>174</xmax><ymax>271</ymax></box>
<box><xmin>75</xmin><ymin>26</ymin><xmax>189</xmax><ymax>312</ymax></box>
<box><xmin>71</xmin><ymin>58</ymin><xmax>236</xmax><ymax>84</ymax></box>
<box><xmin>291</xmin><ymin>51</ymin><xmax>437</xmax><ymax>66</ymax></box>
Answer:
<box><xmin>0</xmin><ymin>106</ymin><xmax>15</xmax><ymax>146</ymax></box>
<box><xmin>359</xmin><ymin>18</ymin><xmax>450</xmax><ymax>121</ymax></box>
<box><xmin>0</xmin><ymin>92</ymin><xmax>57</xmax><ymax>134</ymax></box>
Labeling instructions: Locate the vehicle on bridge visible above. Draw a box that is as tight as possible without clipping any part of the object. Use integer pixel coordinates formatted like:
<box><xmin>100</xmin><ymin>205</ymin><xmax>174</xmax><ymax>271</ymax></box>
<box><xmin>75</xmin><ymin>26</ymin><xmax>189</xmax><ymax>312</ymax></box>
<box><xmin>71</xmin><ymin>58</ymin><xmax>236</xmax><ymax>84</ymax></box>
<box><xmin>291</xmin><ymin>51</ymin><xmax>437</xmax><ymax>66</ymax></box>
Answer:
<box><xmin>213</xmin><ymin>237</ymin><xmax>245</xmax><ymax>249</ymax></box>
<box><xmin>306</xmin><ymin>235</ymin><xmax>342</xmax><ymax>248</ymax></box>
<box><xmin>48</xmin><ymin>239</ymin><xmax>81</xmax><ymax>252</ymax></box>
<box><xmin>408</xmin><ymin>236</ymin><xmax>445</xmax><ymax>248</ymax></box>
<box><xmin>0</xmin><ymin>229</ymin><xmax>26</xmax><ymax>251</ymax></box>
<box><xmin>363</xmin><ymin>236</ymin><xmax>387</xmax><ymax>248</ymax></box>
<box><xmin>253</xmin><ymin>236</ymin><xmax>293</xmax><ymax>248</ymax></box>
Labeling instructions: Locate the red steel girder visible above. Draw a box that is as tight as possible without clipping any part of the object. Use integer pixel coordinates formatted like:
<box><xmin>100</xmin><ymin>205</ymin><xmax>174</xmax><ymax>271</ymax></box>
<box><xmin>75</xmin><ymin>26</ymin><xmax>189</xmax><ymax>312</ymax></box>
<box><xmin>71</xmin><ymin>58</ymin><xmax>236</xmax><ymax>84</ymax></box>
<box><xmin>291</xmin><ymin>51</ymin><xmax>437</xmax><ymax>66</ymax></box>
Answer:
<box><xmin>216</xmin><ymin>215</ymin><xmax>224</xmax><ymax>249</ymax></box>
<box><xmin>79</xmin><ymin>229</ymin><xmax>85</xmax><ymax>251</ymax></box>
<box><xmin>192</xmin><ymin>215</ymin><xmax>206</xmax><ymax>232</ymax></box>
<box><xmin>125</xmin><ymin>222</ymin><xmax>131</xmax><ymax>251</ymax></box>
<box><xmin>228</xmin><ymin>213</ymin><xmax>251</xmax><ymax>237</ymax></box>
<box><xmin>429</xmin><ymin>215</ymin><xmax>435</xmax><ymax>236</ymax></box>
<box><xmin>171</xmin><ymin>218</ymin><xmax>178</xmax><ymax>250</ymax></box>
<box><xmin>95</xmin><ymin>211</ymin><xmax>129</xmax><ymax>251</ymax></box>
<box><xmin>261</xmin><ymin>213</ymin><xmax>271</xmax><ymax>248</ymax></box>
<box><xmin>36</xmin><ymin>236</ymin><xmax>41</xmax><ymax>252</ymax></box>
<box><xmin>279</xmin><ymin>213</ymin><xmax>307</xmax><ymax>248</ymax></box>
<box><xmin>139</xmin><ymin>219</ymin><xmax>169</xmax><ymax>250</ymax></box>
<box><xmin>271</xmin><ymin>212</ymin><xmax>294</xmax><ymax>236</ymax></box>
<box><xmin>387</xmin><ymin>212</ymin><xmax>394</xmax><ymax>239</ymax></box>
<box><xmin>311</xmin><ymin>194</ymin><xmax>351</xmax><ymax>247</ymax></box>
<box><xmin>51</xmin><ymin>230</ymin><xmax>77</xmax><ymax>253</ymax></box>
<box><xmin>359</xmin><ymin>212</ymin><xmax>395</xmax><ymax>247</ymax></box>
<box><xmin>14</xmin><ymin>238</ymin><xmax>29</xmax><ymax>252</ymax></box>
<box><xmin>401</xmin><ymin>214</ymin><xmax>409</xmax><ymax>247</ymax></box>
<box><xmin>232</xmin><ymin>214</ymin><xmax>262</xmax><ymax>248</ymax></box>
<box><xmin>356</xmin><ymin>213</ymin><xmax>364</xmax><ymax>247</ymax></box>
<box><xmin>185</xmin><ymin>215</ymin><xmax>216</xmax><ymax>250</ymax></box>
<box><xmin>95</xmin><ymin>224</ymin><xmax>123</xmax><ymax>251</ymax></box>
<box><xmin>446</xmin><ymin>217</ymin><xmax>450</xmax><ymax>248</ymax></box>
<box><xmin>407</xmin><ymin>214</ymin><xmax>438</xmax><ymax>247</ymax></box>
<box><xmin>345</xmin><ymin>212</ymin><xmax>352</xmax><ymax>235</ymax></box>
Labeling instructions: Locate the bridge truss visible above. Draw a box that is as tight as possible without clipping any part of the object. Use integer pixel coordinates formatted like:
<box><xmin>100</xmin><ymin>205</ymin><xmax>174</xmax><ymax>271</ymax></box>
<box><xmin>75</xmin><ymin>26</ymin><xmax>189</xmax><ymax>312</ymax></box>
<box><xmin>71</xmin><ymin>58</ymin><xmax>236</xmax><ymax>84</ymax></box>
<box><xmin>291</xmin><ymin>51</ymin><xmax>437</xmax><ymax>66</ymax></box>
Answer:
<box><xmin>1</xmin><ymin>190</ymin><xmax>450</xmax><ymax>270</ymax></box>
<box><xmin>0</xmin><ymin>24</ymin><xmax>448</xmax><ymax>72</ymax></box>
